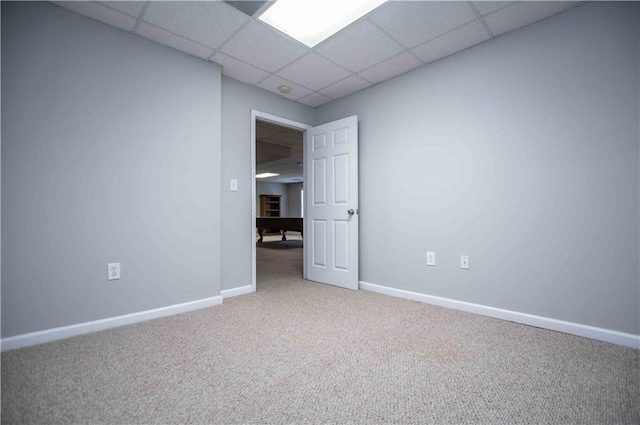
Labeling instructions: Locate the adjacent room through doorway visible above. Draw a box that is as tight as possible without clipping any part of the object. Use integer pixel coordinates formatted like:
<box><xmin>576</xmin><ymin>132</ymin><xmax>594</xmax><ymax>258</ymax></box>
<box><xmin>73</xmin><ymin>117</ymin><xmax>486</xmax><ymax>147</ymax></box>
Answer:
<box><xmin>254</xmin><ymin>118</ymin><xmax>305</xmax><ymax>290</ymax></box>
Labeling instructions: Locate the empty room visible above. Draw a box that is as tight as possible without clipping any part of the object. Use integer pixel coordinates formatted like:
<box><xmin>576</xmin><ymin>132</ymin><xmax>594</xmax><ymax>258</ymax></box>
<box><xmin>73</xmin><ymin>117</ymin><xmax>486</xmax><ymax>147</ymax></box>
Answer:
<box><xmin>2</xmin><ymin>1</ymin><xmax>639</xmax><ymax>423</ymax></box>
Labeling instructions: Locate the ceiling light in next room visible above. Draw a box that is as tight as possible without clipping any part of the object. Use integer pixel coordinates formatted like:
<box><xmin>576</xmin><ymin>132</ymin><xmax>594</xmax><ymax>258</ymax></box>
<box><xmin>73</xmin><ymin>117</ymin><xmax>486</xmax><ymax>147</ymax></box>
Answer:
<box><xmin>256</xmin><ymin>172</ymin><xmax>280</xmax><ymax>178</ymax></box>
<box><xmin>258</xmin><ymin>0</ymin><xmax>387</xmax><ymax>47</ymax></box>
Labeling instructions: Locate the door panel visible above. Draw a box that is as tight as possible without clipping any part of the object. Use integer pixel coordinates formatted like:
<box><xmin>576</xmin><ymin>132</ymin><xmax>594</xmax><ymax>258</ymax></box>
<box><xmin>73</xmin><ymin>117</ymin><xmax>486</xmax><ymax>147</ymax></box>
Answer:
<box><xmin>312</xmin><ymin>220</ymin><xmax>327</xmax><ymax>267</ymax></box>
<box><xmin>333</xmin><ymin>220</ymin><xmax>349</xmax><ymax>271</ymax></box>
<box><xmin>313</xmin><ymin>133</ymin><xmax>327</xmax><ymax>150</ymax></box>
<box><xmin>312</xmin><ymin>158</ymin><xmax>327</xmax><ymax>205</ymax></box>
<box><xmin>305</xmin><ymin>116</ymin><xmax>358</xmax><ymax>290</ymax></box>
<box><xmin>333</xmin><ymin>153</ymin><xmax>349</xmax><ymax>204</ymax></box>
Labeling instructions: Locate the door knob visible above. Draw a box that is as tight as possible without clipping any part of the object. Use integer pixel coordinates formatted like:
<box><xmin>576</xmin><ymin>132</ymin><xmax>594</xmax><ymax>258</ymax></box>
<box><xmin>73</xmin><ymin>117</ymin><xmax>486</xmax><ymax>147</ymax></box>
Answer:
<box><xmin>347</xmin><ymin>209</ymin><xmax>355</xmax><ymax>215</ymax></box>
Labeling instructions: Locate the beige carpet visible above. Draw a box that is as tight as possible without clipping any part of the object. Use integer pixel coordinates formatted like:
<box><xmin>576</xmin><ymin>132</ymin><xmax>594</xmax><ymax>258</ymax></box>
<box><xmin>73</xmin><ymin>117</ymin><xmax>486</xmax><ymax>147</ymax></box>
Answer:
<box><xmin>2</xmin><ymin>245</ymin><xmax>639</xmax><ymax>424</ymax></box>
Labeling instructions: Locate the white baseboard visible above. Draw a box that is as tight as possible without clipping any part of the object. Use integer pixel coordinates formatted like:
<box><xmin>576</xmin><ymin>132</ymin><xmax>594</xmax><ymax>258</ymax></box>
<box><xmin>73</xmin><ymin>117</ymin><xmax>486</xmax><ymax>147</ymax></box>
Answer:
<box><xmin>1</xmin><ymin>296</ymin><xmax>223</xmax><ymax>352</ymax></box>
<box><xmin>221</xmin><ymin>285</ymin><xmax>254</xmax><ymax>299</ymax></box>
<box><xmin>359</xmin><ymin>281</ymin><xmax>640</xmax><ymax>350</ymax></box>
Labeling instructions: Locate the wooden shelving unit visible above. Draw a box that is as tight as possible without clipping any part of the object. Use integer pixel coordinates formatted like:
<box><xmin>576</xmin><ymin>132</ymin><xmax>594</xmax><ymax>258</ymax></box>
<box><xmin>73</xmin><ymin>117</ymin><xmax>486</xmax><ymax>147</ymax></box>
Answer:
<box><xmin>259</xmin><ymin>194</ymin><xmax>281</xmax><ymax>217</ymax></box>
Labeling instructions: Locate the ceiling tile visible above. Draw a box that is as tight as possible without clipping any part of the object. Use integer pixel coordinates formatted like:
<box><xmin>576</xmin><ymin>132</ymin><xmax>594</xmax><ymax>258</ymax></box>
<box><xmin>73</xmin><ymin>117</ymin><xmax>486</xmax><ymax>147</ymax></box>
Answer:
<box><xmin>137</xmin><ymin>22</ymin><xmax>213</xmax><ymax>59</ymax></box>
<box><xmin>483</xmin><ymin>2</ymin><xmax>577</xmax><ymax>36</ymax></box>
<box><xmin>358</xmin><ymin>51</ymin><xmax>422</xmax><ymax>84</ymax></box>
<box><xmin>143</xmin><ymin>1</ymin><xmax>248</xmax><ymax>49</ymax></box>
<box><xmin>257</xmin><ymin>75</ymin><xmax>313</xmax><ymax>101</ymax></box>
<box><xmin>211</xmin><ymin>52</ymin><xmax>269</xmax><ymax>85</ymax></box>
<box><xmin>369</xmin><ymin>1</ymin><xmax>477</xmax><ymax>48</ymax></box>
<box><xmin>224</xmin><ymin>1</ymin><xmax>274</xmax><ymax>17</ymax></box>
<box><xmin>266</xmin><ymin>131</ymin><xmax>303</xmax><ymax>146</ymax></box>
<box><xmin>276</xmin><ymin>53</ymin><xmax>351</xmax><ymax>91</ymax></box>
<box><xmin>220</xmin><ymin>21</ymin><xmax>308</xmax><ymax>72</ymax></box>
<box><xmin>472</xmin><ymin>2</ymin><xmax>516</xmax><ymax>16</ymax></box>
<box><xmin>412</xmin><ymin>20</ymin><xmax>490</xmax><ymax>65</ymax></box>
<box><xmin>52</xmin><ymin>2</ymin><xmax>136</xmax><ymax>31</ymax></box>
<box><xmin>316</xmin><ymin>20</ymin><xmax>403</xmax><ymax>73</ymax></box>
<box><xmin>98</xmin><ymin>1</ymin><xmax>145</xmax><ymax>18</ymax></box>
<box><xmin>257</xmin><ymin>124</ymin><xmax>287</xmax><ymax>140</ymax></box>
<box><xmin>297</xmin><ymin>93</ymin><xmax>333</xmax><ymax>108</ymax></box>
<box><xmin>319</xmin><ymin>75</ymin><xmax>371</xmax><ymax>100</ymax></box>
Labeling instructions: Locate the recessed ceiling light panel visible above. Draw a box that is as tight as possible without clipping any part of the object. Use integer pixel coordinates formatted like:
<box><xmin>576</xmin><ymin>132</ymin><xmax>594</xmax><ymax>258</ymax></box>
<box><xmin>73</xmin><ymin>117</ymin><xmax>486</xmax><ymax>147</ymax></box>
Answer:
<box><xmin>256</xmin><ymin>172</ymin><xmax>280</xmax><ymax>178</ymax></box>
<box><xmin>259</xmin><ymin>0</ymin><xmax>387</xmax><ymax>48</ymax></box>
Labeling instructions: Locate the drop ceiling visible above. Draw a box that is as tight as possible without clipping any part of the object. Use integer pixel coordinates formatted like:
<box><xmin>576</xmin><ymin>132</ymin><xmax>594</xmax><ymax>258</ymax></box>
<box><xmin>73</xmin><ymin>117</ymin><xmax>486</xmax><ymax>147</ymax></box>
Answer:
<box><xmin>256</xmin><ymin>120</ymin><xmax>303</xmax><ymax>184</ymax></box>
<box><xmin>51</xmin><ymin>1</ymin><xmax>584</xmax><ymax>108</ymax></box>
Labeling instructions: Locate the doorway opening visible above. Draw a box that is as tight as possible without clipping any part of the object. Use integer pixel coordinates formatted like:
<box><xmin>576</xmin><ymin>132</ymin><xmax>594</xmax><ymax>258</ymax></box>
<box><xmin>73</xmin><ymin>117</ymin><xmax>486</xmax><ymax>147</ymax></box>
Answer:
<box><xmin>251</xmin><ymin>110</ymin><xmax>311</xmax><ymax>292</ymax></box>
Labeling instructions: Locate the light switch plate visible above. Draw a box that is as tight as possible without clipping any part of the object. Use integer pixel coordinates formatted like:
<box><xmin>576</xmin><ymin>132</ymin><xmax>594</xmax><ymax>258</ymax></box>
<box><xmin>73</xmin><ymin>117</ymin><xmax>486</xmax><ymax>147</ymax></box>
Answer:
<box><xmin>230</xmin><ymin>179</ymin><xmax>238</xmax><ymax>192</ymax></box>
<box><xmin>461</xmin><ymin>255</ymin><xmax>469</xmax><ymax>270</ymax></box>
<box><xmin>427</xmin><ymin>252</ymin><xmax>435</xmax><ymax>266</ymax></box>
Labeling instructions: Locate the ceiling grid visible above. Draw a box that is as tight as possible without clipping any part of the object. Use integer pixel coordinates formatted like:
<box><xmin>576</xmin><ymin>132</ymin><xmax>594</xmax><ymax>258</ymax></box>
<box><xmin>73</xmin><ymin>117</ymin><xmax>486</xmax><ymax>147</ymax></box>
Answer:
<box><xmin>50</xmin><ymin>0</ymin><xmax>585</xmax><ymax>108</ymax></box>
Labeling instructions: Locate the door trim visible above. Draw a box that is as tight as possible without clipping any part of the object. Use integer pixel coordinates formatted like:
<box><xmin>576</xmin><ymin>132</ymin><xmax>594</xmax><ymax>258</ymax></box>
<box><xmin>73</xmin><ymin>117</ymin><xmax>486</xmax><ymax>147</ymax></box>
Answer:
<box><xmin>251</xmin><ymin>110</ymin><xmax>312</xmax><ymax>292</ymax></box>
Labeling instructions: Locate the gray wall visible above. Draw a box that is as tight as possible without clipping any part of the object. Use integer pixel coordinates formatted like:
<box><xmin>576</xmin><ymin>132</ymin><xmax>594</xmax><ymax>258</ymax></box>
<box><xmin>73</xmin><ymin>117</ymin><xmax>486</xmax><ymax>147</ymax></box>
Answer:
<box><xmin>256</xmin><ymin>181</ymin><xmax>288</xmax><ymax>217</ymax></box>
<box><xmin>316</xmin><ymin>2</ymin><xmax>640</xmax><ymax>335</ymax></box>
<box><xmin>220</xmin><ymin>77</ymin><xmax>314</xmax><ymax>291</ymax></box>
<box><xmin>2</xmin><ymin>2</ymin><xmax>222</xmax><ymax>337</ymax></box>
<box><xmin>287</xmin><ymin>183</ymin><xmax>304</xmax><ymax>218</ymax></box>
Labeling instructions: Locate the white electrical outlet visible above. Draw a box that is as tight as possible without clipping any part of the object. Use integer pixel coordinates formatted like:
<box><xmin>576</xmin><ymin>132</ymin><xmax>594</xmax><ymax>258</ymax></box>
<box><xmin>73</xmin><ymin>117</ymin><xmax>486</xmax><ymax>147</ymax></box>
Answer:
<box><xmin>427</xmin><ymin>252</ymin><xmax>435</xmax><ymax>266</ymax></box>
<box><xmin>108</xmin><ymin>263</ymin><xmax>120</xmax><ymax>280</ymax></box>
<box><xmin>461</xmin><ymin>255</ymin><xmax>470</xmax><ymax>270</ymax></box>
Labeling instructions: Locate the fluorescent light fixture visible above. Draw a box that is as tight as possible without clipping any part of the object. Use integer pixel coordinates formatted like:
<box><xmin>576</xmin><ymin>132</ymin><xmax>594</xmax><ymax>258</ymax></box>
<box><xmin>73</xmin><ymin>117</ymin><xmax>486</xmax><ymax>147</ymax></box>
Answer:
<box><xmin>259</xmin><ymin>0</ymin><xmax>387</xmax><ymax>47</ymax></box>
<box><xmin>256</xmin><ymin>172</ymin><xmax>280</xmax><ymax>178</ymax></box>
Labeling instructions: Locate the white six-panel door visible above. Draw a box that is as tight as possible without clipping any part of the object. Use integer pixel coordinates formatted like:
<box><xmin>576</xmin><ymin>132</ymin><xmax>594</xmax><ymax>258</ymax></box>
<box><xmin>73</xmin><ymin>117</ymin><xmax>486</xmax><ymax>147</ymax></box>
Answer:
<box><xmin>305</xmin><ymin>116</ymin><xmax>358</xmax><ymax>290</ymax></box>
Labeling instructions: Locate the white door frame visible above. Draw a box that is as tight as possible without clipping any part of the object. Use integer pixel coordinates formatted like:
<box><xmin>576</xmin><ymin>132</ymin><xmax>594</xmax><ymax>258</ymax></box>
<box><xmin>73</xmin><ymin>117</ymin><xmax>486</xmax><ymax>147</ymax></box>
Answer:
<box><xmin>251</xmin><ymin>110</ymin><xmax>312</xmax><ymax>292</ymax></box>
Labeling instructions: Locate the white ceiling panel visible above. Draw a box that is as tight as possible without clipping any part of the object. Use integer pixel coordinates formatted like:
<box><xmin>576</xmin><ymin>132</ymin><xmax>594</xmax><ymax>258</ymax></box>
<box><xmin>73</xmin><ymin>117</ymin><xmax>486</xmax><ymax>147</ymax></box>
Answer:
<box><xmin>472</xmin><ymin>1</ymin><xmax>516</xmax><ymax>16</ymax></box>
<box><xmin>257</xmin><ymin>75</ymin><xmax>313</xmax><ymax>101</ymax></box>
<box><xmin>277</xmin><ymin>53</ymin><xmax>351</xmax><ymax>91</ymax></box>
<box><xmin>137</xmin><ymin>22</ymin><xmax>213</xmax><ymax>59</ymax></box>
<box><xmin>297</xmin><ymin>92</ymin><xmax>333</xmax><ymax>108</ymax></box>
<box><xmin>316</xmin><ymin>20</ymin><xmax>403</xmax><ymax>73</ymax></box>
<box><xmin>220</xmin><ymin>21</ymin><xmax>308</xmax><ymax>72</ymax></box>
<box><xmin>358</xmin><ymin>51</ymin><xmax>422</xmax><ymax>84</ymax></box>
<box><xmin>483</xmin><ymin>2</ymin><xmax>577</xmax><ymax>36</ymax></box>
<box><xmin>98</xmin><ymin>1</ymin><xmax>145</xmax><ymax>18</ymax></box>
<box><xmin>211</xmin><ymin>52</ymin><xmax>270</xmax><ymax>85</ymax></box>
<box><xmin>370</xmin><ymin>1</ymin><xmax>477</xmax><ymax>48</ymax></box>
<box><xmin>412</xmin><ymin>20</ymin><xmax>490</xmax><ymax>65</ymax></box>
<box><xmin>143</xmin><ymin>1</ymin><xmax>248</xmax><ymax>49</ymax></box>
<box><xmin>52</xmin><ymin>1</ymin><xmax>136</xmax><ymax>31</ymax></box>
<box><xmin>319</xmin><ymin>75</ymin><xmax>371</xmax><ymax>100</ymax></box>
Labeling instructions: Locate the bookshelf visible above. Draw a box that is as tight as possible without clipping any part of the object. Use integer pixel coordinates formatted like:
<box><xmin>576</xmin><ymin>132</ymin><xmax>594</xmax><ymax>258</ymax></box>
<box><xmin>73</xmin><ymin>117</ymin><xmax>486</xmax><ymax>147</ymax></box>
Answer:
<box><xmin>259</xmin><ymin>194</ymin><xmax>281</xmax><ymax>217</ymax></box>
